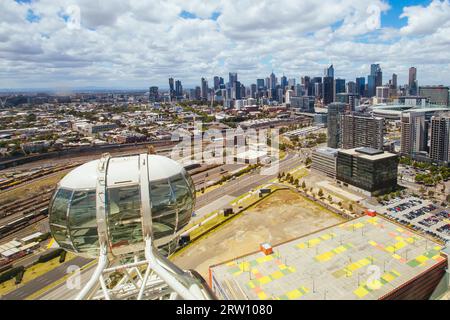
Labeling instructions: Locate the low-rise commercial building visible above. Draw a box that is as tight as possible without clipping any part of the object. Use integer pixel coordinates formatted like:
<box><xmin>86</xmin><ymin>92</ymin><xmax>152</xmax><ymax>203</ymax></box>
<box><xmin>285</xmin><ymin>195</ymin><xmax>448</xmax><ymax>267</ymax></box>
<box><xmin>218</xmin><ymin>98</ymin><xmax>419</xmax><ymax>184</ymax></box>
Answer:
<box><xmin>336</xmin><ymin>147</ymin><xmax>398</xmax><ymax>196</ymax></box>
<box><xmin>312</xmin><ymin>147</ymin><xmax>338</xmax><ymax>178</ymax></box>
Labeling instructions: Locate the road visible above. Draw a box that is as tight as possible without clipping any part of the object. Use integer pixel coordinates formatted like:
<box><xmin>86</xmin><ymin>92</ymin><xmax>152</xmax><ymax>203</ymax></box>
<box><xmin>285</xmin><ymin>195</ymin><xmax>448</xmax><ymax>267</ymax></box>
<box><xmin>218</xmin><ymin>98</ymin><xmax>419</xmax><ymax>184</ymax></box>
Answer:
<box><xmin>195</xmin><ymin>153</ymin><xmax>302</xmax><ymax>209</ymax></box>
<box><xmin>0</xmin><ymin>256</ymin><xmax>91</xmax><ymax>300</ymax></box>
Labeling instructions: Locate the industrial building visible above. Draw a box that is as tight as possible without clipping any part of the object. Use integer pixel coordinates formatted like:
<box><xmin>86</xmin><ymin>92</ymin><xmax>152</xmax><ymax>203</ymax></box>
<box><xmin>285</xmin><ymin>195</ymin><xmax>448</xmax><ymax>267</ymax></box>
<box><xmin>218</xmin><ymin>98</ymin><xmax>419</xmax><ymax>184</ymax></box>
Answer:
<box><xmin>209</xmin><ymin>215</ymin><xmax>448</xmax><ymax>300</ymax></box>
<box><xmin>311</xmin><ymin>147</ymin><xmax>338</xmax><ymax>178</ymax></box>
<box><xmin>336</xmin><ymin>147</ymin><xmax>398</xmax><ymax>196</ymax></box>
<box><xmin>341</xmin><ymin>113</ymin><xmax>385</xmax><ymax>150</ymax></box>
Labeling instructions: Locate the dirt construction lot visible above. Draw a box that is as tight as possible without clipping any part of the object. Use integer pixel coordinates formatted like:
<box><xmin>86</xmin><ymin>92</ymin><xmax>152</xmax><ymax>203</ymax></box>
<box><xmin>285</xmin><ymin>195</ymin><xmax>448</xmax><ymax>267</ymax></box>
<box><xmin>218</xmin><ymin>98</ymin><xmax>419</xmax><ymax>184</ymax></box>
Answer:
<box><xmin>172</xmin><ymin>189</ymin><xmax>345</xmax><ymax>279</ymax></box>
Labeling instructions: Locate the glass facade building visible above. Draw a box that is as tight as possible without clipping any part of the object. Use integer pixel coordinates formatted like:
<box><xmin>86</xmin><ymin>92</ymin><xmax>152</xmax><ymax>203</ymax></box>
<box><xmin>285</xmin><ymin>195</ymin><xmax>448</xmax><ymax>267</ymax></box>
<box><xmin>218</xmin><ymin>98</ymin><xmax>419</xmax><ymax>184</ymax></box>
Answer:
<box><xmin>336</xmin><ymin>148</ymin><xmax>398</xmax><ymax>196</ymax></box>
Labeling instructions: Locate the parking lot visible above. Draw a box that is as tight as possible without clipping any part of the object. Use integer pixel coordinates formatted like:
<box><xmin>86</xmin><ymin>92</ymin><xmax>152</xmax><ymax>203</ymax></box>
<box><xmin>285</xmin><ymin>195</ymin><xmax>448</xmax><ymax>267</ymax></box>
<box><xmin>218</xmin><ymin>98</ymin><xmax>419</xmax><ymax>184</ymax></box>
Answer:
<box><xmin>374</xmin><ymin>197</ymin><xmax>450</xmax><ymax>244</ymax></box>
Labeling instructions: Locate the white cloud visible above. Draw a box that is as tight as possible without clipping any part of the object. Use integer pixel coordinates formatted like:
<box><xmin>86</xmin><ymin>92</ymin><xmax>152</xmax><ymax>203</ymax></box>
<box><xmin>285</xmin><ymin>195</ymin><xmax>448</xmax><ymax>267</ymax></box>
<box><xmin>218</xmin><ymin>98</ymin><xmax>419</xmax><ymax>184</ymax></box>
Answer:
<box><xmin>400</xmin><ymin>0</ymin><xmax>450</xmax><ymax>36</ymax></box>
<box><xmin>0</xmin><ymin>0</ymin><xmax>449</xmax><ymax>89</ymax></box>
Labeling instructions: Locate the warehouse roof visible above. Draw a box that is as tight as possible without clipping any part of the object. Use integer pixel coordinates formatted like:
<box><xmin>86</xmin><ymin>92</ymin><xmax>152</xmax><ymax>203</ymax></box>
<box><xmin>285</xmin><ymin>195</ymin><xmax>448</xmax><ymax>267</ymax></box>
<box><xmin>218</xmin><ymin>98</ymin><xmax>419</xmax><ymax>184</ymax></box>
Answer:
<box><xmin>209</xmin><ymin>216</ymin><xmax>446</xmax><ymax>300</ymax></box>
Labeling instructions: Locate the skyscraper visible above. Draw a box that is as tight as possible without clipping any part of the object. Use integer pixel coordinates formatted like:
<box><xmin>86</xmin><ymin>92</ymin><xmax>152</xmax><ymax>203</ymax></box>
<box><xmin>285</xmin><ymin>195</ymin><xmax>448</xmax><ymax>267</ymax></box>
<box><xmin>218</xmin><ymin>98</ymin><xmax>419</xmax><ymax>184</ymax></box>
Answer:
<box><xmin>269</xmin><ymin>72</ymin><xmax>277</xmax><ymax>90</ymax></box>
<box><xmin>335</xmin><ymin>78</ymin><xmax>346</xmax><ymax>98</ymax></box>
<box><xmin>368</xmin><ymin>64</ymin><xmax>382</xmax><ymax>98</ymax></box>
<box><xmin>327</xmin><ymin>102</ymin><xmax>347</xmax><ymax>148</ymax></box>
<box><xmin>430</xmin><ymin>114</ymin><xmax>450</xmax><ymax>163</ymax></box>
<box><xmin>323</xmin><ymin>76</ymin><xmax>334</xmax><ymax>105</ymax></box>
<box><xmin>169</xmin><ymin>78</ymin><xmax>175</xmax><ymax>101</ymax></box>
<box><xmin>356</xmin><ymin>77</ymin><xmax>365</xmax><ymax>97</ymax></box>
<box><xmin>201</xmin><ymin>78</ymin><xmax>208</xmax><ymax>101</ymax></box>
<box><xmin>175</xmin><ymin>80</ymin><xmax>183</xmax><ymax>99</ymax></box>
<box><xmin>325</xmin><ymin>65</ymin><xmax>334</xmax><ymax>78</ymax></box>
<box><xmin>400</xmin><ymin>111</ymin><xmax>428</xmax><ymax>157</ymax></box>
<box><xmin>280</xmin><ymin>75</ymin><xmax>288</xmax><ymax>90</ymax></box>
<box><xmin>256</xmin><ymin>79</ymin><xmax>265</xmax><ymax>90</ymax></box>
<box><xmin>213</xmin><ymin>76</ymin><xmax>221</xmax><ymax>90</ymax></box>
<box><xmin>149</xmin><ymin>86</ymin><xmax>159</xmax><ymax>103</ymax></box>
<box><xmin>391</xmin><ymin>73</ymin><xmax>398</xmax><ymax>90</ymax></box>
<box><xmin>229</xmin><ymin>73</ymin><xmax>238</xmax><ymax>85</ymax></box>
<box><xmin>409</xmin><ymin>67</ymin><xmax>418</xmax><ymax>96</ymax></box>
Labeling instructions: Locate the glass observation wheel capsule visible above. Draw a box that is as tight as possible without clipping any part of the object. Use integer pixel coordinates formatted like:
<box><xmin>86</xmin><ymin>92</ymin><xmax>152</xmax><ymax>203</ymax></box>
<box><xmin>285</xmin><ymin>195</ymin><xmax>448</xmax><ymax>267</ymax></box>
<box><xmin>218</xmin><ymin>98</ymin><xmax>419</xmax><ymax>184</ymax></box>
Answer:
<box><xmin>49</xmin><ymin>154</ymin><xmax>196</xmax><ymax>258</ymax></box>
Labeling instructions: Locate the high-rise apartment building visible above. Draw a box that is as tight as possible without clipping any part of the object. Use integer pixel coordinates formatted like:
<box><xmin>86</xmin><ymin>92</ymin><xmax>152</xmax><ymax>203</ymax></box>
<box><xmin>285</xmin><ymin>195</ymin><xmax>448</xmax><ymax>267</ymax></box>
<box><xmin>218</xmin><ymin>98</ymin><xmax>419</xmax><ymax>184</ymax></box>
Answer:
<box><xmin>327</xmin><ymin>102</ymin><xmax>346</xmax><ymax>148</ymax></box>
<box><xmin>341</xmin><ymin>113</ymin><xmax>385</xmax><ymax>150</ymax></box>
<box><xmin>356</xmin><ymin>77</ymin><xmax>365</xmax><ymax>97</ymax></box>
<box><xmin>400</xmin><ymin>111</ymin><xmax>428</xmax><ymax>156</ymax></box>
<box><xmin>430</xmin><ymin>114</ymin><xmax>450</xmax><ymax>163</ymax></box>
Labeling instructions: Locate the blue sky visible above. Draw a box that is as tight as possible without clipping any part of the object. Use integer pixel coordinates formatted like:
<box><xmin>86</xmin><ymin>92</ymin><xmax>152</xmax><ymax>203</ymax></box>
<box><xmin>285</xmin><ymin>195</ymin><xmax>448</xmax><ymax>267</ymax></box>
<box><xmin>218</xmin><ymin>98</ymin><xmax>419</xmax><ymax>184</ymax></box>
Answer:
<box><xmin>2</xmin><ymin>0</ymin><xmax>450</xmax><ymax>89</ymax></box>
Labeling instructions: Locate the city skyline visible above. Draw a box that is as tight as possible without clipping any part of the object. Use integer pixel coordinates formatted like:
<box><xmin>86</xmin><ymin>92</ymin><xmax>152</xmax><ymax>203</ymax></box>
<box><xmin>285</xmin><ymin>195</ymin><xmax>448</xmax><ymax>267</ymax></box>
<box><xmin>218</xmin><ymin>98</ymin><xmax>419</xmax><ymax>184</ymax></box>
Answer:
<box><xmin>2</xmin><ymin>0</ymin><xmax>450</xmax><ymax>89</ymax></box>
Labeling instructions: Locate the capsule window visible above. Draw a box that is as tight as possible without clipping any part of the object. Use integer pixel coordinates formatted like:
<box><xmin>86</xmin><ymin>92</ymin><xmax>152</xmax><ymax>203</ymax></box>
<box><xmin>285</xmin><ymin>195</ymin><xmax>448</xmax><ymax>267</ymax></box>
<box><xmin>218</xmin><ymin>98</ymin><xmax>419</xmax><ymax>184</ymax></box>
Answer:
<box><xmin>107</xmin><ymin>185</ymin><xmax>143</xmax><ymax>248</ymax></box>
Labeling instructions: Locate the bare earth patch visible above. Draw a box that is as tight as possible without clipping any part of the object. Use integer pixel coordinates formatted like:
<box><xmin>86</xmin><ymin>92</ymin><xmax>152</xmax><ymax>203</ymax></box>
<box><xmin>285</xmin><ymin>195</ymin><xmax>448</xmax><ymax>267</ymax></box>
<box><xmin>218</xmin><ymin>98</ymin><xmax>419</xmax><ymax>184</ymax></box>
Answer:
<box><xmin>172</xmin><ymin>189</ymin><xmax>345</xmax><ymax>279</ymax></box>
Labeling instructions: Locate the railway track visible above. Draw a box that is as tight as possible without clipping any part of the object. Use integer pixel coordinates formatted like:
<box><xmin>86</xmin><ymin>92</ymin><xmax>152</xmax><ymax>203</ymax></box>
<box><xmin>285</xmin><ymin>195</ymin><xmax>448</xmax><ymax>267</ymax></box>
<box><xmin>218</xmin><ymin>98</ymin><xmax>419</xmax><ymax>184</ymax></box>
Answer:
<box><xmin>0</xmin><ymin>163</ymin><xmax>80</xmax><ymax>192</ymax></box>
<box><xmin>0</xmin><ymin>163</ymin><xmax>231</xmax><ymax>240</ymax></box>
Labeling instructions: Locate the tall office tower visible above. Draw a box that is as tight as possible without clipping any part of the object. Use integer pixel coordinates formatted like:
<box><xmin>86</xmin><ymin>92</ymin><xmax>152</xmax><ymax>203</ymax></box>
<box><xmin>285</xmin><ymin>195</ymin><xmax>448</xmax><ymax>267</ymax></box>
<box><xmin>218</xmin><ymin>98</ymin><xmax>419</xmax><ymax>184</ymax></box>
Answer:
<box><xmin>341</xmin><ymin>113</ymin><xmax>385</xmax><ymax>150</ymax></box>
<box><xmin>175</xmin><ymin>80</ymin><xmax>183</xmax><ymax>99</ymax></box>
<box><xmin>194</xmin><ymin>86</ymin><xmax>201</xmax><ymax>100</ymax></box>
<box><xmin>323</xmin><ymin>76</ymin><xmax>334</xmax><ymax>105</ymax></box>
<box><xmin>256</xmin><ymin>79</ymin><xmax>265</xmax><ymax>90</ymax></box>
<box><xmin>368</xmin><ymin>64</ymin><xmax>382</xmax><ymax>97</ymax></box>
<box><xmin>213</xmin><ymin>76</ymin><xmax>221</xmax><ymax>90</ymax></box>
<box><xmin>280</xmin><ymin>75</ymin><xmax>288</xmax><ymax>90</ymax></box>
<box><xmin>149</xmin><ymin>86</ymin><xmax>159</xmax><ymax>102</ymax></box>
<box><xmin>277</xmin><ymin>87</ymin><xmax>284</xmax><ymax>103</ymax></box>
<box><xmin>335</xmin><ymin>78</ymin><xmax>346</xmax><ymax>98</ymax></box>
<box><xmin>250</xmin><ymin>84</ymin><xmax>257</xmax><ymax>99</ymax></box>
<box><xmin>400</xmin><ymin>111</ymin><xmax>428</xmax><ymax>156</ymax></box>
<box><xmin>409</xmin><ymin>67</ymin><xmax>418</xmax><ymax>96</ymax></box>
<box><xmin>169</xmin><ymin>78</ymin><xmax>175</xmax><ymax>101</ymax></box>
<box><xmin>302</xmin><ymin>76</ymin><xmax>311</xmax><ymax>96</ymax></box>
<box><xmin>311</xmin><ymin>77</ymin><xmax>322</xmax><ymax>98</ymax></box>
<box><xmin>240</xmin><ymin>83</ymin><xmax>246</xmax><ymax>99</ymax></box>
<box><xmin>430</xmin><ymin>114</ymin><xmax>450</xmax><ymax>163</ymax></box>
<box><xmin>391</xmin><ymin>73</ymin><xmax>398</xmax><ymax>89</ymax></box>
<box><xmin>356</xmin><ymin>77</ymin><xmax>365</xmax><ymax>97</ymax></box>
<box><xmin>419</xmin><ymin>86</ymin><xmax>450</xmax><ymax>106</ymax></box>
<box><xmin>219</xmin><ymin>77</ymin><xmax>225</xmax><ymax>87</ymax></box>
<box><xmin>376</xmin><ymin>86</ymin><xmax>390</xmax><ymax>103</ymax></box>
<box><xmin>200</xmin><ymin>78</ymin><xmax>208</xmax><ymax>101</ymax></box>
<box><xmin>288</xmin><ymin>78</ymin><xmax>296</xmax><ymax>89</ymax></box>
<box><xmin>294</xmin><ymin>84</ymin><xmax>303</xmax><ymax>97</ymax></box>
<box><xmin>327</xmin><ymin>102</ymin><xmax>347</xmax><ymax>148</ymax></box>
<box><xmin>314</xmin><ymin>82</ymin><xmax>322</xmax><ymax>99</ymax></box>
<box><xmin>229</xmin><ymin>73</ymin><xmax>238</xmax><ymax>86</ymax></box>
<box><xmin>346</xmin><ymin>81</ymin><xmax>356</xmax><ymax>94</ymax></box>
<box><xmin>269</xmin><ymin>72</ymin><xmax>277</xmax><ymax>90</ymax></box>
<box><xmin>336</xmin><ymin>93</ymin><xmax>360</xmax><ymax>111</ymax></box>
<box><xmin>231</xmin><ymin>81</ymin><xmax>241</xmax><ymax>99</ymax></box>
<box><xmin>325</xmin><ymin>64</ymin><xmax>334</xmax><ymax>78</ymax></box>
